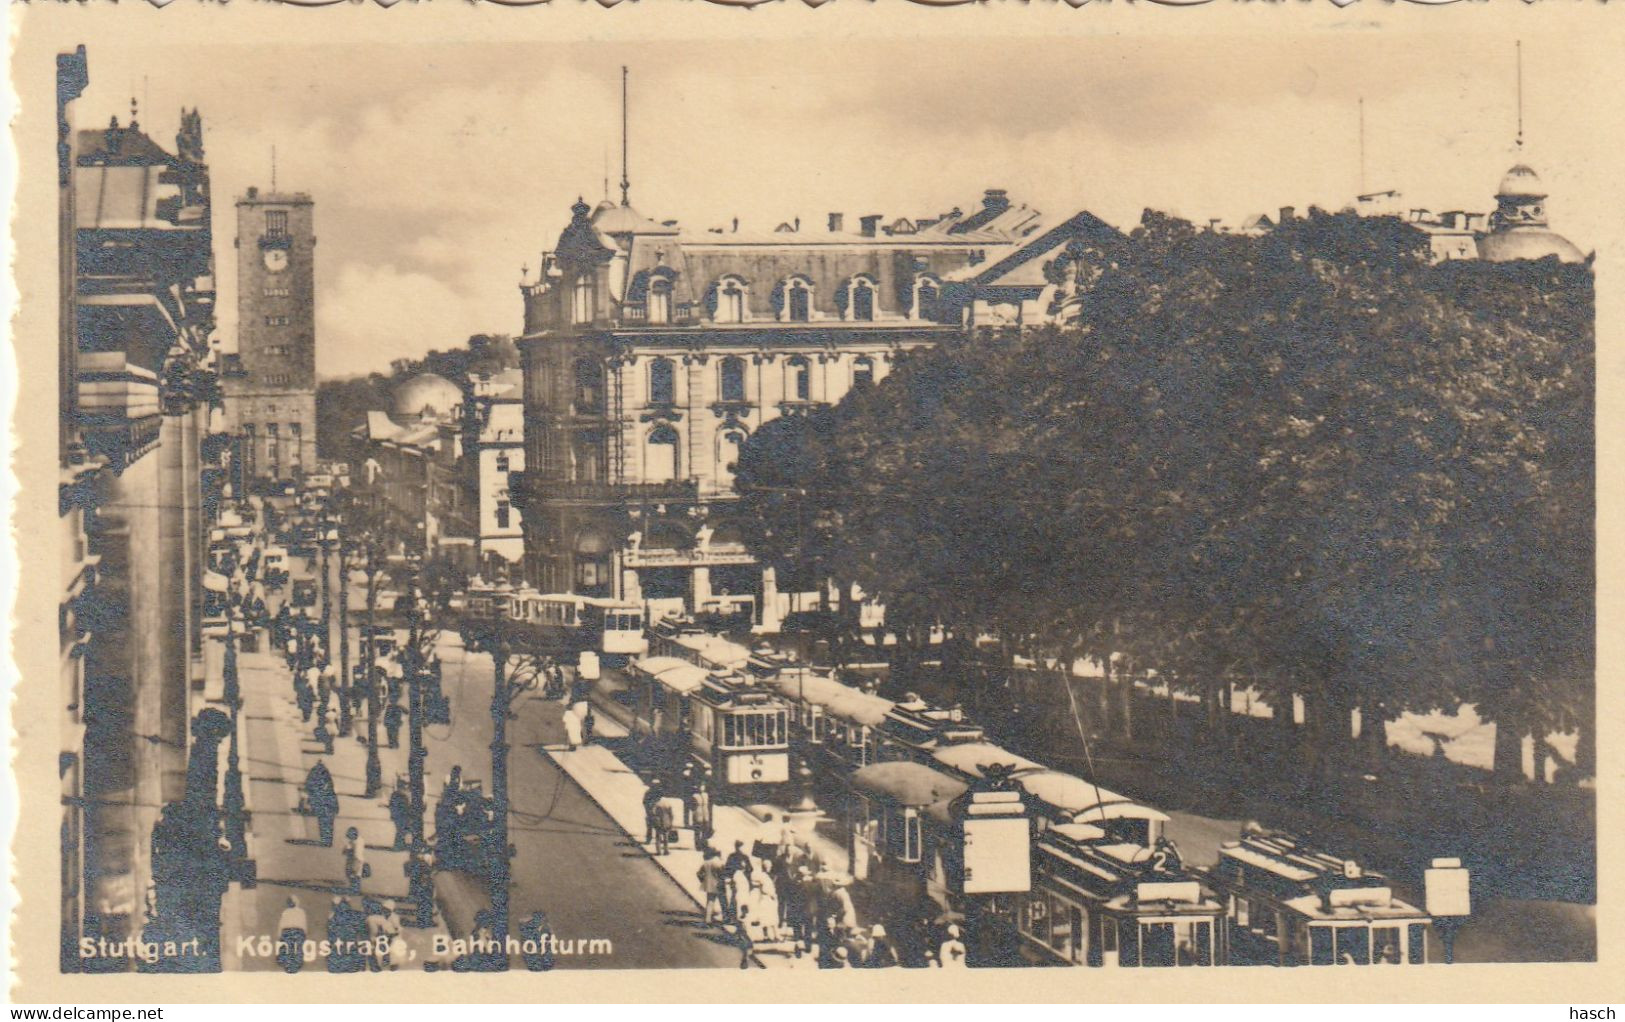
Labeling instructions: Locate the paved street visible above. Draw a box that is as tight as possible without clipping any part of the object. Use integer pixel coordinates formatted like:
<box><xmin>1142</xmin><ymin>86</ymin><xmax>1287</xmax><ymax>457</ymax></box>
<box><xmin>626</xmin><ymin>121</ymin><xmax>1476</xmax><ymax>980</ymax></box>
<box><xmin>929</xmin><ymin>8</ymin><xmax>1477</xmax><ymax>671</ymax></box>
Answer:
<box><xmin>218</xmin><ymin>552</ymin><xmax>738</xmax><ymax>971</ymax></box>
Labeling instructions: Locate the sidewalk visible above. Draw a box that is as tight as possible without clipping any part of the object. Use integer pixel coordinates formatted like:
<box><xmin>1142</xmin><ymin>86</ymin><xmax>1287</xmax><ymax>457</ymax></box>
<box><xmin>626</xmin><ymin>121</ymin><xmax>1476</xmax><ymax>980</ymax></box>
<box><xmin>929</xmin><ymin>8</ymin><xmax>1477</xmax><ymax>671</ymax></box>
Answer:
<box><xmin>542</xmin><ymin>717</ymin><xmax>850</xmax><ymax>970</ymax></box>
<box><xmin>216</xmin><ymin>629</ymin><xmax>453</xmax><ymax>972</ymax></box>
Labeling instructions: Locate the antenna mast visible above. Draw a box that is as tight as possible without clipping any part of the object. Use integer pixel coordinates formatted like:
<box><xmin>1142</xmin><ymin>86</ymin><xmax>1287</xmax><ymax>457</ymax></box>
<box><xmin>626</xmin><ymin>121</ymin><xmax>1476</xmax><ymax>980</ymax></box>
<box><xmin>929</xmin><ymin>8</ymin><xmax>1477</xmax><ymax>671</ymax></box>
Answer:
<box><xmin>271</xmin><ymin>144</ymin><xmax>277</xmax><ymax>191</ymax></box>
<box><xmin>619</xmin><ymin>66</ymin><xmax>631</xmax><ymax>207</ymax></box>
<box><xmin>1516</xmin><ymin>39</ymin><xmax>1524</xmax><ymax>151</ymax></box>
<box><xmin>1358</xmin><ymin>97</ymin><xmax>1366</xmax><ymax>196</ymax></box>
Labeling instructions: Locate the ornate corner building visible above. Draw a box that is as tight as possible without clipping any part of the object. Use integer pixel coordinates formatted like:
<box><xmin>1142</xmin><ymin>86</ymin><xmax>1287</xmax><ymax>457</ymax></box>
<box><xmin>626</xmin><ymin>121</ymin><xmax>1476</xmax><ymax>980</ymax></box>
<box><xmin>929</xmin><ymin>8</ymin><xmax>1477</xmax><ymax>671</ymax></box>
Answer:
<box><xmin>512</xmin><ymin>189</ymin><xmax>1060</xmax><ymax>628</ymax></box>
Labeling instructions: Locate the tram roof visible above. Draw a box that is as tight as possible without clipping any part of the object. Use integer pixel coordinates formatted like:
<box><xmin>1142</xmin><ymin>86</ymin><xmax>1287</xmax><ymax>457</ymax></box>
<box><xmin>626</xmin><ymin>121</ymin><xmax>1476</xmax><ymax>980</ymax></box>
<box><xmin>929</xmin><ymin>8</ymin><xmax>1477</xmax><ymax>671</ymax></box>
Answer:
<box><xmin>931</xmin><ymin>741</ymin><xmax>1045</xmax><ymax>779</ymax></box>
<box><xmin>672</xmin><ymin>632</ymin><xmax>753</xmax><ymax>669</ymax></box>
<box><xmin>1016</xmin><ymin>770</ymin><xmax>1166</xmax><ymax>822</ymax></box>
<box><xmin>632</xmin><ymin>656</ymin><xmax>712</xmax><ymax>694</ymax></box>
<box><xmin>850</xmin><ymin>761</ymin><xmax>968</xmax><ymax>808</ymax></box>
<box><xmin>765</xmin><ymin>671</ymin><xmax>893</xmax><ymax>726</ymax></box>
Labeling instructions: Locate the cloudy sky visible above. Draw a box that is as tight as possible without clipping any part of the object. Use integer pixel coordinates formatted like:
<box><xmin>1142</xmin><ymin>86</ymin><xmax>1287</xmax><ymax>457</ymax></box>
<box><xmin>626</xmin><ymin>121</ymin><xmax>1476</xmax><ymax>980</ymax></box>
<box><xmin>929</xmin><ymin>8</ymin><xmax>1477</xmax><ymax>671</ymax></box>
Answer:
<box><xmin>25</xmin><ymin>11</ymin><xmax>1611</xmax><ymax>379</ymax></box>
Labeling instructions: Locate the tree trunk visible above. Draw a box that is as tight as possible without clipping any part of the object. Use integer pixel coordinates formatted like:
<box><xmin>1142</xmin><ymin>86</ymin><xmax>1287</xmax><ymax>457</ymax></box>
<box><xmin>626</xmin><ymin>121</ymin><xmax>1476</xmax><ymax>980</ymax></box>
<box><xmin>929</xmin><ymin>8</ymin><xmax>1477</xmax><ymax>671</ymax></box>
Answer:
<box><xmin>1491</xmin><ymin>707</ymin><xmax>1527</xmax><ymax>783</ymax></box>
<box><xmin>1117</xmin><ymin>667</ymin><xmax>1135</xmax><ymax>743</ymax></box>
<box><xmin>1574</xmin><ymin>715</ymin><xmax>1596</xmax><ymax>782</ymax></box>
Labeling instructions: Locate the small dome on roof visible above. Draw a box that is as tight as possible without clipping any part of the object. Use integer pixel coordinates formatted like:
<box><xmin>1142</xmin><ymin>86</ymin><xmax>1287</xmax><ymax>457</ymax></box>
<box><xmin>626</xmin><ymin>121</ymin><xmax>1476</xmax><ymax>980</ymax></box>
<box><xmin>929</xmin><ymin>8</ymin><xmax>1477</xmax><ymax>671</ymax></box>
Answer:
<box><xmin>594</xmin><ymin>199</ymin><xmax>618</xmax><ymax>216</ymax></box>
<box><xmin>1497</xmin><ymin>163</ymin><xmax>1548</xmax><ymax>199</ymax></box>
<box><xmin>392</xmin><ymin>373</ymin><xmax>463</xmax><ymax>419</ymax></box>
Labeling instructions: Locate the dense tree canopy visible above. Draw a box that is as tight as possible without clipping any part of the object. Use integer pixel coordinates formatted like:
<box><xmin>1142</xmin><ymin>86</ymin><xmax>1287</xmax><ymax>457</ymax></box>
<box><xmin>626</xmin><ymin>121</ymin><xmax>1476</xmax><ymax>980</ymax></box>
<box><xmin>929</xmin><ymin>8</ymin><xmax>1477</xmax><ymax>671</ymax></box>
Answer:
<box><xmin>734</xmin><ymin>210</ymin><xmax>1593</xmax><ymax>780</ymax></box>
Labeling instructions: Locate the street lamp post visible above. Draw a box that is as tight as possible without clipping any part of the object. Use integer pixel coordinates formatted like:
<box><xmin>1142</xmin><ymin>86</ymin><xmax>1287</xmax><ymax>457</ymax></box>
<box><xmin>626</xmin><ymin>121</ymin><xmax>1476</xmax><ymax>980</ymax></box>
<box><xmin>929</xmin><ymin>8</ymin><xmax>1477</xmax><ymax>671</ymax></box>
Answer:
<box><xmin>363</xmin><ymin>552</ymin><xmax>384</xmax><ymax>799</ymax></box>
<box><xmin>321</xmin><ymin>524</ymin><xmax>350</xmax><ymax>738</ymax></box>
<box><xmin>403</xmin><ymin>584</ymin><xmax>435</xmax><ymax>927</ymax></box>
<box><xmin>221</xmin><ymin>612</ymin><xmax>255</xmax><ymax>883</ymax></box>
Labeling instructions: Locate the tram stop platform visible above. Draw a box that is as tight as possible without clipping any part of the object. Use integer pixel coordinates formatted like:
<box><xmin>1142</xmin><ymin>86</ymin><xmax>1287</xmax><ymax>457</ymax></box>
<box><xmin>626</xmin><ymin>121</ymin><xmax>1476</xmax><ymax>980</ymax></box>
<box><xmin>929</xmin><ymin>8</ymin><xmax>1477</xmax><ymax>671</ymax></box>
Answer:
<box><xmin>543</xmin><ymin>731</ymin><xmax>851</xmax><ymax>970</ymax></box>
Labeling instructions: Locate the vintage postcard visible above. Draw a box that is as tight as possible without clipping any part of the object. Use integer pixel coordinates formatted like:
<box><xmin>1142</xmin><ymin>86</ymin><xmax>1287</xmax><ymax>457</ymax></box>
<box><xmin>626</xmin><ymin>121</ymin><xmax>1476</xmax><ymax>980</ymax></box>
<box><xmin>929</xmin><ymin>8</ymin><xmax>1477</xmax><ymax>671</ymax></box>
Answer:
<box><xmin>7</xmin><ymin>0</ymin><xmax>1622</xmax><ymax>1004</ymax></box>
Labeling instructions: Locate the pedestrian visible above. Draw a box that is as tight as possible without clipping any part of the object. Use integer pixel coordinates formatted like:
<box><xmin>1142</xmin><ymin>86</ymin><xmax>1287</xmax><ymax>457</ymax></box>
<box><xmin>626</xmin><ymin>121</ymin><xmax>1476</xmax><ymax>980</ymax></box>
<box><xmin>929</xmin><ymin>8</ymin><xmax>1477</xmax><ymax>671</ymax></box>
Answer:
<box><xmin>314</xmin><ymin>704</ymin><xmax>334</xmax><ymax>755</ymax></box>
<box><xmin>751</xmin><ymin>871</ymin><xmax>781</xmax><ymax>943</ymax></box>
<box><xmin>385</xmin><ymin>701</ymin><xmax>403</xmax><ymax>749</ymax></box>
<box><xmin>581</xmin><ymin>706</ymin><xmax>596</xmax><ymax>745</ymax></box>
<box><xmin>325</xmin><ymin>897</ymin><xmax>365</xmax><ymax>974</ymax></box>
<box><xmin>366</xmin><ymin>899</ymin><xmax>401</xmax><ymax>972</ymax></box>
<box><xmin>276</xmin><ymin>897</ymin><xmax>308</xmax><ymax>974</ymax></box>
<box><xmin>388</xmin><ymin>785</ymin><xmax>411</xmax><ymax>850</ymax></box>
<box><xmin>404</xmin><ymin>850</ymin><xmax>435</xmax><ymax>927</ymax></box>
<box><xmin>296</xmin><ymin>680</ymin><xmax>314</xmax><ymax>723</ymax></box>
<box><xmin>304</xmin><ymin>761</ymin><xmax>338</xmax><ymax>846</ymax></box>
<box><xmin>866</xmin><ymin>924</ymin><xmax>897</xmax><ymax>968</ymax></box>
<box><xmin>654</xmin><ymin>800</ymin><xmax>674</xmax><ymax>856</ymax></box>
<box><xmin>697</xmin><ymin>849</ymin><xmax>724</xmax><ymax>925</ymax></box>
<box><xmin>518</xmin><ymin>911</ymin><xmax>555</xmax><ymax>972</ymax></box>
<box><xmin>680</xmin><ymin>765</ymin><xmax>697</xmax><ymax>827</ymax></box>
<box><xmin>692</xmin><ymin>781</ymin><xmax>713</xmax><ymax>844</ymax></box>
<box><xmin>342</xmin><ymin>826</ymin><xmax>369</xmax><ymax>894</ymax></box>
<box><xmin>642</xmin><ymin>779</ymin><xmax>664</xmax><ymax>844</ymax></box>
<box><xmin>561</xmin><ymin>706</ymin><xmax>582</xmax><ymax>751</ymax></box>
<box><xmin>733</xmin><ymin>905</ymin><xmax>756</xmax><ymax>970</ymax></box>
<box><xmin>938</xmin><ymin>924</ymin><xmax>967</xmax><ymax>967</ymax></box>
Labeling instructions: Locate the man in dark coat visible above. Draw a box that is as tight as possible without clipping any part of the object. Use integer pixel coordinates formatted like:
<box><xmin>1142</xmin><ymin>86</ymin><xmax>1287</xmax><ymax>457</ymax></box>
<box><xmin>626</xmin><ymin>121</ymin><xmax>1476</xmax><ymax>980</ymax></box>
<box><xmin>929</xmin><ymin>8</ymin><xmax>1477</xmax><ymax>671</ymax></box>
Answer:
<box><xmin>304</xmin><ymin>760</ymin><xmax>339</xmax><ymax>846</ymax></box>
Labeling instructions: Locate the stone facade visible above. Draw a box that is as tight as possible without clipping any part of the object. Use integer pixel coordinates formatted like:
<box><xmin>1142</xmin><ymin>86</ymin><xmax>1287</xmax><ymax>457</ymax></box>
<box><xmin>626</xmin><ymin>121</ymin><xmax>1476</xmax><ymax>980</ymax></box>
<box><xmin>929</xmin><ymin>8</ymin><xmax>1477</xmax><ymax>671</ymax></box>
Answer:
<box><xmin>63</xmin><ymin>70</ymin><xmax>220</xmax><ymax>970</ymax></box>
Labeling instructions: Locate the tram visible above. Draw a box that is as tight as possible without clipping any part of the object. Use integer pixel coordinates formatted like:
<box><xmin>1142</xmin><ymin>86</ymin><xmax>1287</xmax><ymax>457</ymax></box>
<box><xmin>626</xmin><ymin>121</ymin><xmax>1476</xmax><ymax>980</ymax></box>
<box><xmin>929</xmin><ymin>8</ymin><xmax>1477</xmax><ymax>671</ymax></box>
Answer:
<box><xmin>761</xmin><ymin>664</ymin><xmax>895</xmax><ymax>770</ymax></box>
<box><xmin>628</xmin><ymin>655</ymin><xmax>792</xmax><ymax>790</ymax></box>
<box><xmin>509</xmin><ymin>590</ymin><xmax>647</xmax><ymax>658</ymax></box>
<box><xmin>1203</xmin><ymin>831</ymin><xmax>1433</xmax><ymax>966</ymax></box>
<box><xmin>646</xmin><ymin>619</ymin><xmax>753</xmax><ymax>671</ymax></box>
<box><xmin>1020</xmin><ymin>822</ymin><xmax>1227</xmax><ymax>968</ymax></box>
<box><xmin>877</xmin><ymin>694</ymin><xmax>985</xmax><ymax>762</ymax></box>
<box><xmin>458</xmin><ymin>581</ymin><xmax>646</xmax><ymax>659</ymax></box>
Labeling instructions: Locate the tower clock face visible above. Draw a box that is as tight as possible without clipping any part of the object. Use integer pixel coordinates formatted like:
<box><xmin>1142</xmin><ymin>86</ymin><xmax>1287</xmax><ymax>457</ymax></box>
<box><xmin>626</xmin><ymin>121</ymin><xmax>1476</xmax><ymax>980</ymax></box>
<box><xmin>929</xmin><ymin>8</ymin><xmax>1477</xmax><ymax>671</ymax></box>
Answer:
<box><xmin>263</xmin><ymin>248</ymin><xmax>289</xmax><ymax>273</ymax></box>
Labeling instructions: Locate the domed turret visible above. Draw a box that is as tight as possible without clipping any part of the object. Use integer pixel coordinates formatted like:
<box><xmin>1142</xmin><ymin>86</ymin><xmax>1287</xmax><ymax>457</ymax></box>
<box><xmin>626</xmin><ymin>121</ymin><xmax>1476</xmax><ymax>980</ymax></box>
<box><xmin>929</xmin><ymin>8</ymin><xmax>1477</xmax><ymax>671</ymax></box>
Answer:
<box><xmin>392</xmin><ymin>373</ymin><xmax>464</xmax><ymax>420</ymax></box>
<box><xmin>1479</xmin><ymin>161</ymin><xmax>1585</xmax><ymax>264</ymax></box>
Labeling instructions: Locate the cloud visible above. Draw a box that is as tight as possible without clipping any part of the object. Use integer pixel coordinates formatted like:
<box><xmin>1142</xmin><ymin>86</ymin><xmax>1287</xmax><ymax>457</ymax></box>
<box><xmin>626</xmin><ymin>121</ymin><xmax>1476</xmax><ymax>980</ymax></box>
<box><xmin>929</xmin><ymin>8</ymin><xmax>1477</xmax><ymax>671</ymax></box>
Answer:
<box><xmin>316</xmin><ymin>263</ymin><xmax>496</xmax><ymax>379</ymax></box>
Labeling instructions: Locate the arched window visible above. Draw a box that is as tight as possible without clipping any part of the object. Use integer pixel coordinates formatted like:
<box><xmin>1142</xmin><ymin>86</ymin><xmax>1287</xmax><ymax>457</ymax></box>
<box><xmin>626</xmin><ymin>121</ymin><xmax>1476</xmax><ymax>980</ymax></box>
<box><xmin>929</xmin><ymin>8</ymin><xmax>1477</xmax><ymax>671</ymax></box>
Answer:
<box><xmin>715</xmin><ymin>277</ymin><xmax>747</xmax><ymax>324</ymax></box>
<box><xmin>913</xmin><ymin>275</ymin><xmax>941</xmax><ymax>320</ymax></box>
<box><xmin>649</xmin><ymin>357</ymin><xmax>676</xmax><ymax>406</ymax></box>
<box><xmin>720</xmin><ymin>356</ymin><xmax>746</xmax><ymax>403</ymax></box>
<box><xmin>572</xmin><ymin>430</ymin><xmax>602</xmax><ymax>482</ymax></box>
<box><xmin>850</xmin><ymin>276</ymin><xmax>876</xmax><ymax>321</ymax></box>
<box><xmin>572</xmin><ymin>273</ymin><xmax>595</xmax><ymax>325</ymax></box>
<box><xmin>786</xmin><ymin>279</ymin><xmax>812</xmax><ymax>322</ymax></box>
<box><xmin>574</xmin><ymin>529</ymin><xmax>612</xmax><ymax>595</ymax></box>
<box><xmin>648</xmin><ymin>277</ymin><xmax>672</xmax><ymax>325</ymax></box>
<box><xmin>787</xmin><ymin>356</ymin><xmax>811</xmax><ymax>402</ymax></box>
<box><xmin>646</xmin><ymin>424</ymin><xmax>680</xmax><ymax>483</ymax></box>
<box><xmin>852</xmin><ymin>356</ymin><xmax>875</xmax><ymax>390</ymax></box>
<box><xmin>574</xmin><ymin>357</ymin><xmax>602</xmax><ymax>414</ymax></box>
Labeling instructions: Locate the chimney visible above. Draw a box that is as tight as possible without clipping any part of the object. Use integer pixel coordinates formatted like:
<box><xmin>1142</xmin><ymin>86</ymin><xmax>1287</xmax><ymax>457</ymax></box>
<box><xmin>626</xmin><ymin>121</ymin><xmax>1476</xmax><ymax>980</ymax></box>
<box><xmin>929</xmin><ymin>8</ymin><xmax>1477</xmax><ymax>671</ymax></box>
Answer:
<box><xmin>247</xmin><ymin>186</ymin><xmax>258</xmax><ymax>200</ymax></box>
<box><xmin>1279</xmin><ymin>206</ymin><xmax>1295</xmax><ymax>223</ymax></box>
<box><xmin>828</xmin><ymin>212</ymin><xmax>844</xmax><ymax>233</ymax></box>
<box><xmin>983</xmin><ymin>189</ymin><xmax>1010</xmax><ymax>214</ymax></box>
<box><xmin>859</xmin><ymin>214</ymin><xmax>882</xmax><ymax>238</ymax></box>
<box><xmin>794</xmin><ymin>216</ymin><xmax>801</xmax><ymax>232</ymax></box>
<box><xmin>732</xmin><ymin>217</ymin><xmax>739</xmax><ymax>233</ymax></box>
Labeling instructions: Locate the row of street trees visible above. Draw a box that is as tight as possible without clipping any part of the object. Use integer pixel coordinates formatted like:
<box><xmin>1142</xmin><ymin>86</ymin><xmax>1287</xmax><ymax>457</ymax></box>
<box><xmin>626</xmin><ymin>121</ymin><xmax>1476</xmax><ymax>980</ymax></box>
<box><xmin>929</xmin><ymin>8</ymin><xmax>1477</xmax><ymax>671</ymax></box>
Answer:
<box><xmin>734</xmin><ymin>210</ymin><xmax>1593</xmax><ymax>784</ymax></box>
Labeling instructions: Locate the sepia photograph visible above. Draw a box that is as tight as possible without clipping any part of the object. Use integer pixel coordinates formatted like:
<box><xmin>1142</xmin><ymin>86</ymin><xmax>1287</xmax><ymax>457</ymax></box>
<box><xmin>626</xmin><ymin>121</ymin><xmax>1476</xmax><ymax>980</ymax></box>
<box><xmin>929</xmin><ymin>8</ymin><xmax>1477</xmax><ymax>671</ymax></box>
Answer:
<box><xmin>7</xmin><ymin>2</ymin><xmax>1618</xmax><ymax>1005</ymax></box>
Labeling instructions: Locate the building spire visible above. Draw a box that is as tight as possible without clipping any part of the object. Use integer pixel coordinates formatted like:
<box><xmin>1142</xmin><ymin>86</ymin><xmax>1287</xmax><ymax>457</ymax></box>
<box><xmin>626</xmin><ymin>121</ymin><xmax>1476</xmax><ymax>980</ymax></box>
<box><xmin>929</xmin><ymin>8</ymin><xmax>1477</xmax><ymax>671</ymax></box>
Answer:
<box><xmin>1515</xmin><ymin>39</ymin><xmax>1524</xmax><ymax>151</ymax></box>
<box><xmin>1358</xmin><ymin>96</ymin><xmax>1366</xmax><ymax>196</ymax></box>
<box><xmin>619</xmin><ymin>65</ymin><xmax>631</xmax><ymax>207</ymax></box>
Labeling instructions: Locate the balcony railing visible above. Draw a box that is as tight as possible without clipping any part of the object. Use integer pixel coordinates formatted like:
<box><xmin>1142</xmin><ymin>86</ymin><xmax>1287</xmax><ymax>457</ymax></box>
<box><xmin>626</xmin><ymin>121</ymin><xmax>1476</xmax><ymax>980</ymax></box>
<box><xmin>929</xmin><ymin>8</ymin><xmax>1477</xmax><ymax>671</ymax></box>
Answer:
<box><xmin>510</xmin><ymin>471</ymin><xmax>700</xmax><ymax>507</ymax></box>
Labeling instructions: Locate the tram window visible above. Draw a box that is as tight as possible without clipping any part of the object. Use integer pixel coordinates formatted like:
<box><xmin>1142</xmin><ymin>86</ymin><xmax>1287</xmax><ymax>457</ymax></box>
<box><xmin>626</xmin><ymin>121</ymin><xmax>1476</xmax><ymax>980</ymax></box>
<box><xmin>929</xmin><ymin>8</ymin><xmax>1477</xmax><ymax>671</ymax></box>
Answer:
<box><xmin>1141</xmin><ymin>923</ymin><xmax>1176</xmax><ymax>968</ymax></box>
<box><xmin>1192</xmin><ymin>921</ymin><xmax>1213</xmax><ymax>966</ymax></box>
<box><xmin>904</xmin><ymin>812</ymin><xmax>922</xmax><ymax>862</ymax></box>
<box><xmin>1234</xmin><ymin>896</ymin><xmax>1250</xmax><ymax>929</ymax></box>
<box><xmin>1335</xmin><ymin>925</ymin><xmax>1371</xmax><ymax>965</ymax></box>
<box><xmin>1407</xmin><ymin>924</ymin><xmax>1426</xmax><ymax>965</ymax></box>
<box><xmin>723</xmin><ymin>716</ymin><xmax>736</xmax><ymax>746</ymax></box>
<box><xmin>1309</xmin><ymin>926</ymin><xmax>1335</xmax><ymax>966</ymax></box>
<box><xmin>1069</xmin><ymin>907</ymin><xmax>1086</xmax><ymax>964</ymax></box>
<box><xmin>1372</xmin><ymin>927</ymin><xmax>1402</xmax><ymax>965</ymax></box>
<box><xmin>1119</xmin><ymin>920</ymin><xmax>1140</xmax><ymax>967</ymax></box>
<box><xmin>1048</xmin><ymin>899</ymin><xmax>1071</xmax><ymax>953</ymax></box>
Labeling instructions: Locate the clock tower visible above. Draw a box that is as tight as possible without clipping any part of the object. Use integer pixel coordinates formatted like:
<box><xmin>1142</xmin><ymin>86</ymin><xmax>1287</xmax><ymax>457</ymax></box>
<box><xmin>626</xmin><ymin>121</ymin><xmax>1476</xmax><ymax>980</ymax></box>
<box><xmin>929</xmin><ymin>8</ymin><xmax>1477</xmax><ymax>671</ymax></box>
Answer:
<box><xmin>225</xmin><ymin>186</ymin><xmax>318</xmax><ymax>485</ymax></box>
